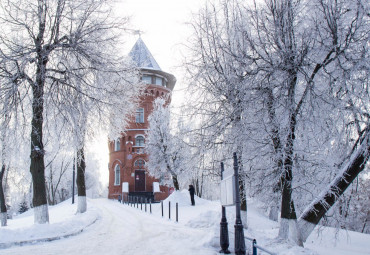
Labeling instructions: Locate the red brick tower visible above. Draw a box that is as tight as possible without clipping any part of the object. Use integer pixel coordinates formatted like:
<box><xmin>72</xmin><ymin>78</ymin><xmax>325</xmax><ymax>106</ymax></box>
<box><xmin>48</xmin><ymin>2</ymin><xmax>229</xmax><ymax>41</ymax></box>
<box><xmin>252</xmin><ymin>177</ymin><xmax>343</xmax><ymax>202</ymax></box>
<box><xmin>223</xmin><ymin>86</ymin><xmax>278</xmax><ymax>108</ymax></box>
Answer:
<box><xmin>108</xmin><ymin>38</ymin><xmax>176</xmax><ymax>201</ymax></box>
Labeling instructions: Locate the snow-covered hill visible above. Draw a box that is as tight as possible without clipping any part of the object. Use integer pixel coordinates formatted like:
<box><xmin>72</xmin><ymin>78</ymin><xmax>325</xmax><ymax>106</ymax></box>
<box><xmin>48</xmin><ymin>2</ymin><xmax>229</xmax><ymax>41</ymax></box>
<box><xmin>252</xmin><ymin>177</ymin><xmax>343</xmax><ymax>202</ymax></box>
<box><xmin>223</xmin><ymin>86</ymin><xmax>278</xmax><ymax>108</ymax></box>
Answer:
<box><xmin>0</xmin><ymin>190</ymin><xmax>369</xmax><ymax>255</ymax></box>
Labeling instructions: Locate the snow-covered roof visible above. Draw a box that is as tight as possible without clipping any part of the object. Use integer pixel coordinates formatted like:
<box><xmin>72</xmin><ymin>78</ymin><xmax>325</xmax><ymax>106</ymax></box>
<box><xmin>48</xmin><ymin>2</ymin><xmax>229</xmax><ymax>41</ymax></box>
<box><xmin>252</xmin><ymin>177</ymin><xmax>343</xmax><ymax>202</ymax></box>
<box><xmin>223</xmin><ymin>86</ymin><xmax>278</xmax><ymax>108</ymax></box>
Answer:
<box><xmin>129</xmin><ymin>37</ymin><xmax>162</xmax><ymax>71</ymax></box>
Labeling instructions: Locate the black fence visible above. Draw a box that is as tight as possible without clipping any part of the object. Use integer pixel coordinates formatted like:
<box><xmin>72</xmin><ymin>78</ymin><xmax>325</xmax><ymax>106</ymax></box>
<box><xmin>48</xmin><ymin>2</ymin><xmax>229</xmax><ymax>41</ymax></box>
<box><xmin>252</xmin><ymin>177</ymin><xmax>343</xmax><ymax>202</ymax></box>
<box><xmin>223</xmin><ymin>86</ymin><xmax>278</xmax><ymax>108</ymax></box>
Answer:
<box><xmin>121</xmin><ymin>196</ymin><xmax>179</xmax><ymax>223</ymax></box>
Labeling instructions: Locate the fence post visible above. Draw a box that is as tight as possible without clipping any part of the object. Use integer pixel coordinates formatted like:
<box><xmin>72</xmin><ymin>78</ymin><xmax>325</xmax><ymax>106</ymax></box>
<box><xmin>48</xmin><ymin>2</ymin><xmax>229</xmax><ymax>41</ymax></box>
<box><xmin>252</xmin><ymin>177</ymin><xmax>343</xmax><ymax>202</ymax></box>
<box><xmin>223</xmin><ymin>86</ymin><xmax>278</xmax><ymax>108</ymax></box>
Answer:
<box><xmin>141</xmin><ymin>198</ymin><xmax>143</xmax><ymax>210</ymax></box>
<box><xmin>145</xmin><ymin>201</ymin><xmax>147</xmax><ymax>212</ymax></box>
<box><xmin>252</xmin><ymin>239</ymin><xmax>257</xmax><ymax>255</ymax></box>
<box><xmin>150</xmin><ymin>200</ymin><xmax>152</xmax><ymax>214</ymax></box>
<box><xmin>161</xmin><ymin>201</ymin><xmax>164</xmax><ymax>217</ymax></box>
<box><xmin>169</xmin><ymin>201</ymin><xmax>171</xmax><ymax>220</ymax></box>
<box><xmin>176</xmin><ymin>203</ymin><xmax>178</xmax><ymax>222</ymax></box>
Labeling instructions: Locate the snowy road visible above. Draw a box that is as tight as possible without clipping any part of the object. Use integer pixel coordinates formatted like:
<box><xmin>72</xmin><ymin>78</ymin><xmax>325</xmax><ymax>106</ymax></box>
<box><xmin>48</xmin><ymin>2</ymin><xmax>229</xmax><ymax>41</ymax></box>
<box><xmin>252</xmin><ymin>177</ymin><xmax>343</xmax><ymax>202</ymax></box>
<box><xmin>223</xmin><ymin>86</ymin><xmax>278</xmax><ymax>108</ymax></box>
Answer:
<box><xmin>3</xmin><ymin>193</ymin><xmax>370</xmax><ymax>255</ymax></box>
<box><xmin>2</xmin><ymin>199</ymin><xmax>218</xmax><ymax>255</ymax></box>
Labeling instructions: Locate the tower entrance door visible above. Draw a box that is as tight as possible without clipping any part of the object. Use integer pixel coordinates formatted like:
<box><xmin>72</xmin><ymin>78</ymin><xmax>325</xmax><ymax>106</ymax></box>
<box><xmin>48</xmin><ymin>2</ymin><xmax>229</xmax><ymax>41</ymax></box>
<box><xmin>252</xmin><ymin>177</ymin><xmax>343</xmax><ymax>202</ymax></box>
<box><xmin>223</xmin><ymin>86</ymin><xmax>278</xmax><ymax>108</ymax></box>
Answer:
<box><xmin>135</xmin><ymin>170</ymin><xmax>146</xmax><ymax>192</ymax></box>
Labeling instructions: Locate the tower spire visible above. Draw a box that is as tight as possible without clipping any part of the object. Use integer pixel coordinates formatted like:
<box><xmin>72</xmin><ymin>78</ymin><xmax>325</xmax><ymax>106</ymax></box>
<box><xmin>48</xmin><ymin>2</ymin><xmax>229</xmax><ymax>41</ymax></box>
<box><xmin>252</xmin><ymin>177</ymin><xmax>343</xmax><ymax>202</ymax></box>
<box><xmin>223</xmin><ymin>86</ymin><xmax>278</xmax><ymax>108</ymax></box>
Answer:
<box><xmin>129</xmin><ymin>37</ymin><xmax>161</xmax><ymax>71</ymax></box>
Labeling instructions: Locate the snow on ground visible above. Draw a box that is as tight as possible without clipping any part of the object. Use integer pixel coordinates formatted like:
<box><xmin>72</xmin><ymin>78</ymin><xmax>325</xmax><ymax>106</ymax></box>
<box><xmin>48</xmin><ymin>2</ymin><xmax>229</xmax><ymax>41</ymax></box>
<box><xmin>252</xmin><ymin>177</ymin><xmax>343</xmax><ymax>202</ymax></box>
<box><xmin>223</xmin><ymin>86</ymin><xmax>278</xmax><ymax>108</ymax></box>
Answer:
<box><xmin>0</xmin><ymin>190</ymin><xmax>369</xmax><ymax>255</ymax></box>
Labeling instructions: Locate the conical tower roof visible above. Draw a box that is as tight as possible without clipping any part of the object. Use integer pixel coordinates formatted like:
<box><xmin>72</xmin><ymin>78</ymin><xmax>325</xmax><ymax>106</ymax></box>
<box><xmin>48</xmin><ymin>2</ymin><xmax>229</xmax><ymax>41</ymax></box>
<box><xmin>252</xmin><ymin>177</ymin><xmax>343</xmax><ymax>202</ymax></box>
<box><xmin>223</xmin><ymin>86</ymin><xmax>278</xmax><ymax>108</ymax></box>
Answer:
<box><xmin>129</xmin><ymin>37</ymin><xmax>161</xmax><ymax>71</ymax></box>
<box><xmin>128</xmin><ymin>37</ymin><xmax>176</xmax><ymax>91</ymax></box>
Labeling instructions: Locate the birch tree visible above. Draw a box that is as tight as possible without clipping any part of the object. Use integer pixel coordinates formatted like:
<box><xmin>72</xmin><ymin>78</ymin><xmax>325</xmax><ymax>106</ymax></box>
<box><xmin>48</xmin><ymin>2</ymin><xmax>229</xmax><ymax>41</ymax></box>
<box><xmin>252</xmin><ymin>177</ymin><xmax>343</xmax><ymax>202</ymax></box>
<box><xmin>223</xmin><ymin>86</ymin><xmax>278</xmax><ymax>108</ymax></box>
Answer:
<box><xmin>0</xmin><ymin>0</ymin><xmax>140</xmax><ymax>223</ymax></box>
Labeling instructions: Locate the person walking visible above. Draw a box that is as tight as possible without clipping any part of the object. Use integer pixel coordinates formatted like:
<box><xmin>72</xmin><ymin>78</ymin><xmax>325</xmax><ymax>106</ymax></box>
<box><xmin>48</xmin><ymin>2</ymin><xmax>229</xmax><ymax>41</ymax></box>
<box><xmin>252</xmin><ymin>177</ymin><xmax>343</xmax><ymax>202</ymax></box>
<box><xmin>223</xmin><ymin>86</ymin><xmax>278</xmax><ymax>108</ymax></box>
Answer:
<box><xmin>188</xmin><ymin>185</ymin><xmax>195</xmax><ymax>206</ymax></box>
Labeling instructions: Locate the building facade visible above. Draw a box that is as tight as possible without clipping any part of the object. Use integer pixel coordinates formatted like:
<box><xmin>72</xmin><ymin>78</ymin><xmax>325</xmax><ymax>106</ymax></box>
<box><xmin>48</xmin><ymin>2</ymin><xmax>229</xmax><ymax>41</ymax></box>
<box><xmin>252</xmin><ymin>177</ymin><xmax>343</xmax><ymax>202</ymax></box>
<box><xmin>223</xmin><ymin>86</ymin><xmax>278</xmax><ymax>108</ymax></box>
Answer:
<box><xmin>108</xmin><ymin>38</ymin><xmax>176</xmax><ymax>201</ymax></box>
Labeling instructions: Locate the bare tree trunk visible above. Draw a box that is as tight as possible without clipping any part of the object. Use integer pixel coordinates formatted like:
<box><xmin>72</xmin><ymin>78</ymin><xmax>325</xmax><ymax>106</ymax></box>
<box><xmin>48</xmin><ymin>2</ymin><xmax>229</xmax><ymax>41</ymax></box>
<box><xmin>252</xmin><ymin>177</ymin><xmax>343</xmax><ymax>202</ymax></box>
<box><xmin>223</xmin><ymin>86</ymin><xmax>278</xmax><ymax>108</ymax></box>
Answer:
<box><xmin>76</xmin><ymin>147</ymin><xmax>87</xmax><ymax>213</ymax></box>
<box><xmin>172</xmin><ymin>175</ymin><xmax>180</xmax><ymax>191</ymax></box>
<box><xmin>278</xmin><ymin>69</ymin><xmax>303</xmax><ymax>246</ymax></box>
<box><xmin>265</xmin><ymin>88</ymin><xmax>282</xmax><ymax>222</ymax></box>
<box><xmin>30</xmin><ymin>43</ymin><xmax>49</xmax><ymax>223</ymax></box>
<box><xmin>0</xmin><ymin>164</ymin><xmax>7</xmax><ymax>226</ymax></box>
<box><xmin>298</xmin><ymin>128</ymin><xmax>370</xmax><ymax>242</ymax></box>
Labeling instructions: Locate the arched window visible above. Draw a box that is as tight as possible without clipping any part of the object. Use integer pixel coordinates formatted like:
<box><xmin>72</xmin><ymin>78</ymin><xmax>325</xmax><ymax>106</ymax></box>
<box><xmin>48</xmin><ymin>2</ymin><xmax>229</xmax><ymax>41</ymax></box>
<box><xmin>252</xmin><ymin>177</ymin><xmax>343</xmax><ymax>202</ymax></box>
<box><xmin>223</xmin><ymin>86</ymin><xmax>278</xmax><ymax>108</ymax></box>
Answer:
<box><xmin>115</xmin><ymin>138</ymin><xmax>120</xmax><ymax>151</ymax></box>
<box><xmin>134</xmin><ymin>159</ymin><xmax>145</xmax><ymax>168</ymax></box>
<box><xmin>135</xmin><ymin>136</ymin><xmax>145</xmax><ymax>147</ymax></box>
<box><xmin>114</xmin><ymin>165</ymin><xmax>120</xmax><ymax>186</ymax></box>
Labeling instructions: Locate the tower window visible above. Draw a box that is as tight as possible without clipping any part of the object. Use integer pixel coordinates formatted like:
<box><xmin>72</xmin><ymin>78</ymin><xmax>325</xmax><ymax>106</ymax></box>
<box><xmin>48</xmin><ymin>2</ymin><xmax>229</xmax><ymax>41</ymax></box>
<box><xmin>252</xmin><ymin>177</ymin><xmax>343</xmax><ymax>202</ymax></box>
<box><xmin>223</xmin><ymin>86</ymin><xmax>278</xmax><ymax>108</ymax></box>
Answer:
<box><xmin>114</xmin><ymin>165</ymin><xmax>120</xmax><ymax>186</ymax></box>
<box><xmin>135</xmin><ymin>135</ymin><xmax>145</xmax><ymax>147</ymax></box>
<box><xmin>136</xmin><ymin>108</ymin><xmax>144</xmax><ymax>123</ymax></box>
<box><xmin>115</xmin><ymin>138</ymin><xmax>120</xmax><ymax>151</ymax></box>
<box><xmin>134</xmin><ymin>159</ymin><xmax>145</xmax><ymax>167</ymax></box>
<box><xmin>142</xmin><ymin>75</ymin><xmax>152</xmax><ymax>84</ymax></box>
<box><xmin>155</xmin><ymin>77</ymin><xmax>163</xmax><ymax>86</ymax></box>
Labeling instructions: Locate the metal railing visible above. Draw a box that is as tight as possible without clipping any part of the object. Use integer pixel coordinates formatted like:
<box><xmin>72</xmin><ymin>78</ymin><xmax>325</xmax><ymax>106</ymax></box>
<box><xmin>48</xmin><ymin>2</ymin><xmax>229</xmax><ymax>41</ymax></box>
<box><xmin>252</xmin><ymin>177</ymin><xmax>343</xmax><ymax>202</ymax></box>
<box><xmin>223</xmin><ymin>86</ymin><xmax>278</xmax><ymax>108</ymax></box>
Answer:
<box><xmin>244</xmin><ymin>236</ymin><xmax>276</xmax><ymax>255</ymax></box>
<box><xmin>121</xmin><ymin>196</ymin><xmax>179</xmax><ymax>223</ymax></box>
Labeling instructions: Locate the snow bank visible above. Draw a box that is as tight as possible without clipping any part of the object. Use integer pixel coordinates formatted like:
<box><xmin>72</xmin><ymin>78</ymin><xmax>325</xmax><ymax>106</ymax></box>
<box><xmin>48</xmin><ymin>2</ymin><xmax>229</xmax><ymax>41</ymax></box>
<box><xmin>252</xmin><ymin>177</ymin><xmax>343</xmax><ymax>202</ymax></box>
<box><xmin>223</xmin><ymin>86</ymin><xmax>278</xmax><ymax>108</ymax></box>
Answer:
<box><xmin>163</xmin><ymin>189</ymin><xmax>210</xmax><ymax>206</ymax></box>
<box><xmin>0</xmin><ymin>198</ymin><xmax>99</xmax><ymax>249</ymax></box>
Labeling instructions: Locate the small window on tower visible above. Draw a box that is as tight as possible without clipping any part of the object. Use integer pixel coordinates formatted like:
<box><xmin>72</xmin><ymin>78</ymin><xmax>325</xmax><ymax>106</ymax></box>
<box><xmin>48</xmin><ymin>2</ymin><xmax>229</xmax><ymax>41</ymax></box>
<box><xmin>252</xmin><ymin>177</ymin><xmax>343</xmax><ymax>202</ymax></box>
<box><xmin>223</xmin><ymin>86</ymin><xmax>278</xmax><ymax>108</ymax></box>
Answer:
<box><xmin>114</xmin><ymin>165</ymin><xmax>120</xmax><ymax>186</ymax></box>
<box><xmin>136</xmin><ymin>108</ymin><xmax>144</xmax><ymax>123</ymax></box>
<box><xmin>135</xmin><ymin>136</ymin><xmax>145</xmax><ymax>146</ymax></box>
<box><xmin>142</xmin><ymin>75</ymin><xmax>152</xmax><ymax>84</ymax></box>
<box><xmin>155</xmin><ymin>77</ymin><xmax>163</xmax><ymax>86</ymax></box>
<box><xmin>115</xmin><ymin>138</ymin><xmax>120</xmax><ymax>151</ymax></box>
<box><xmin>134</xmin><ymin>159</ymin><xmax>145</xmax><ymax>167</ymax></box>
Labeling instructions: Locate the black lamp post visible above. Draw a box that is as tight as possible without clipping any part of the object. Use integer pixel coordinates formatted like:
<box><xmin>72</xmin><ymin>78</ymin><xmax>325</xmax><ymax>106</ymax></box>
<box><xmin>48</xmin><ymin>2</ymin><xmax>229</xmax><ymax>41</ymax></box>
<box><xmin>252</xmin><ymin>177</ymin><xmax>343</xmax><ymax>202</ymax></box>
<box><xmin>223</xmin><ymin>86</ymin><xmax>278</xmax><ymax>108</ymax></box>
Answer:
<box><xmin>72</xmin><ymin>156</ymin><xmax>75</xmax><ymax>204</ymax></box>
<box><xmin>220</xmin><ymin>162</ymin><xmax>230</xmax><ymax>254</ymax></box>
<box><xmin>233</xmin><ymin>152</ymin><xmax>246</xmax><ymax>255</ymax></box>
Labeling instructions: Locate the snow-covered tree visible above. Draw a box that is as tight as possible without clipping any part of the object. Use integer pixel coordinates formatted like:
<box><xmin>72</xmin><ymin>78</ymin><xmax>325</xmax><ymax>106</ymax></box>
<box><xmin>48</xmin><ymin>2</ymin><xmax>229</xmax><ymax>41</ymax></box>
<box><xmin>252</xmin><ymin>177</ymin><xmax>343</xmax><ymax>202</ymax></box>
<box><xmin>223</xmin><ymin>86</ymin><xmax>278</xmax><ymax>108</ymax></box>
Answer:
<box><xmin>0</xmin><ymin>0</ymin><xmax>140</xmax><ymax>223</ymax></box>
<box><xmin>0</xmin><ymin>59</ymin><xmax>30</xmax><ymax>226</ymax></box>
<box><xmin>186</xmin><ymin>0</ymin><xmax>369</xmax><ymax>245</ymax></box>
<box><xmin>146</xmin><ymin>98</ymin><xmax>192</xmax><ymax>190</ymax></box>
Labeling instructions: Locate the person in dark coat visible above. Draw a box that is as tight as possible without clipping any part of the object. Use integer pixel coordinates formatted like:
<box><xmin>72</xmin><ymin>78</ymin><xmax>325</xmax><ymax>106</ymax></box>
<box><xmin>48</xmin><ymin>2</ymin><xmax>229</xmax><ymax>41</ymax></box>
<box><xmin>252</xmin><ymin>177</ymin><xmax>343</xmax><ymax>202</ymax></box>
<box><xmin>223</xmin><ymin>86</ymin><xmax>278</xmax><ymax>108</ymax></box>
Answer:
<box><xmin>188</xmin><ymin>185</ymin><xmax>195</xmax><ymax>206</ymax></box>
<box><xmin>118</xmin><ymin>194</ymin><xmax>122</xmax><ymax>203</ymax></box>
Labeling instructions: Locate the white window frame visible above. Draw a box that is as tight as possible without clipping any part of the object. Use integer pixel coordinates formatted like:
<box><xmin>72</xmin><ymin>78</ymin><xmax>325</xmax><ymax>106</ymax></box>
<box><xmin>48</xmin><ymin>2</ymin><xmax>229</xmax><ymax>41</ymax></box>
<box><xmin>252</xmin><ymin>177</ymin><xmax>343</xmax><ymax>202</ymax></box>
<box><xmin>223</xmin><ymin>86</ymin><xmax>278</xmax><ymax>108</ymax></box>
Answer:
<box><xmin>114</xmin><ymin>165</ymin><xmax>120</xmax><ymax>186</ymax></box>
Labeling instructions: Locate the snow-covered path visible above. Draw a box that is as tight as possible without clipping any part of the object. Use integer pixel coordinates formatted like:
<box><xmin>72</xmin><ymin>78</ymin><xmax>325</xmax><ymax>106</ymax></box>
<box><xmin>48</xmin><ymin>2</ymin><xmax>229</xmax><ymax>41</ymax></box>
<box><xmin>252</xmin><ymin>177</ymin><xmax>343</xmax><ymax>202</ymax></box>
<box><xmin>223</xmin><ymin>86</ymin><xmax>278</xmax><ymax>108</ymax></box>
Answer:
<box><xmin>2</xmin><ymin>192</ymin><xmax>370</xmax><ymax>255</ymax></box>
<box><xmin>2</xmin><ymin>199</ymin><xmax>217</xmax><ymax>255</ymax></box>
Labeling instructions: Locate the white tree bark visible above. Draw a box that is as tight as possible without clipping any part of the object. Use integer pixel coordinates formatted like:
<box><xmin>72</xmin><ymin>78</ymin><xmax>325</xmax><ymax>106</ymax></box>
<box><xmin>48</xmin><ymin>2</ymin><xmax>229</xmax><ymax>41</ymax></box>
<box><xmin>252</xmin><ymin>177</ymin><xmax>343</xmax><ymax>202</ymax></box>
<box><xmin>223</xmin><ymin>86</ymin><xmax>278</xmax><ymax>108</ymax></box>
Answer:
<box><xmin>0</xmin><ymin>212</ymin><xmax>7</xmax><ymax>226</ymax></box>
<box><xmin>34</xmin><ymin>204</ymin><xmax>49</xmax><ymax>224</ymax></box>
<box><xmin>77</xmin><ymin>196</ymin><xmax>87</xmax><ymax>214</ymax></box>
<box><xmin>297</xmin><ymin>219</ymin><xmax>317</xmax><ymax>243</ymax></box>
